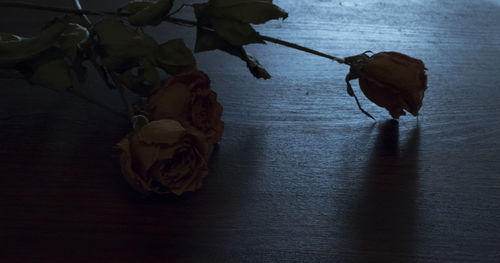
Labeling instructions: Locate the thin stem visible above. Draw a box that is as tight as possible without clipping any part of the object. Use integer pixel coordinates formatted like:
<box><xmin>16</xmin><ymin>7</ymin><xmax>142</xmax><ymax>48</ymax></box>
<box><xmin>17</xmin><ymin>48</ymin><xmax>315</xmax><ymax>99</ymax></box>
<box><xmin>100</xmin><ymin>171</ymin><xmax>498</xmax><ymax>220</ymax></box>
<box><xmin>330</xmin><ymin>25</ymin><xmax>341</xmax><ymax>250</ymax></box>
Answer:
<box><xmin>163</xmin><ymin>17</ymin><xmax>345</xmax><ymax>63</ymax></box>
<box><xmin>73</xmin><ymin>0</ymin><xmax>91</xmax><ymax>24</ymax></box>
<box><xmin>73</xmin><ymin>0</ymin><xmax>135</xmax><ymax>120</ymax></box>
<box><xmin>259</xmin><ymin>35</ymin><xmax>344</xmax><ymax>63</ymax></box>
<box><xmin>68</xmin><ymin>89</ymin><xmax>128</xmax><ymax>120</ymax></box>
<box><xmin>110</xmin><ymin>72</ymin><xmax>135</xmax><ymax>118</ymax></box>
<box><xmin>0</xmin><ymin>2</ymin><xmax>346</xmax><ymax>64</ymax></box>
<box><xmin>118</xmin><ymin>84</ymin><xmax>135</xmax><ymax>118</ymax></box>
<box><xmin>0</xmin><ymin>69</ymin><xmax>25</xmax><ymax>79</ymax></box>
<box><xmin>166</xmin><ymin>3</ymin><xmax>192</xmax><ymax>17</ymax></box>
<box><xmin>0</xmin><ymin>1</ymin><xmax>111</xmax><ymax>16</ymax></box>
<box><xmin>88</xmin><ymin>58</ymin><xmax>136</xmax><ymax>119</ymax></box>
<box><xmin>163</xmin><ymin>17</ymin><xmax>196</xmax><ymax>25</ymax></box>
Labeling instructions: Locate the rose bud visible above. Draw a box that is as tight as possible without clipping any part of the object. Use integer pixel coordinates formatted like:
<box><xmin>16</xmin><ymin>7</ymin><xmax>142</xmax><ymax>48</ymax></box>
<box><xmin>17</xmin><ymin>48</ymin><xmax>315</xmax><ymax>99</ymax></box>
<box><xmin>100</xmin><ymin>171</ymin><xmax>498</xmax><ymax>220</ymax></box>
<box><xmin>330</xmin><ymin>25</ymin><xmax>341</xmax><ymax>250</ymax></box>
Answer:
<box><xmin>117</xmin><ymin>119</ymin><xmax>209</xmax><ymax>196</ymax></box>
<box><xmin>145</xmin><ymin>70</ymin><xmax>224</xmax><ymax>145</ymax></box>
<box><xmin>345</xmin><ymin>51</ymin><xmax>428</xmax><ymax>119</ymax></box>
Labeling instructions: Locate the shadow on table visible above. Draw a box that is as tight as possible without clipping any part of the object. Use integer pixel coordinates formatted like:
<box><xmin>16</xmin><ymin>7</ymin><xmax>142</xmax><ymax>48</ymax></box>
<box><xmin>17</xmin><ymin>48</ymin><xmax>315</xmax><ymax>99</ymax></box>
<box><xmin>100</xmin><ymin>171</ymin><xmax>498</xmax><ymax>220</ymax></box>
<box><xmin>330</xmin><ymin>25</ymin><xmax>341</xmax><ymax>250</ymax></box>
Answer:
<box><xmin>349</xmin><ymin>120</ymin><xmax>421</xmax><ymax>261</ymax></box>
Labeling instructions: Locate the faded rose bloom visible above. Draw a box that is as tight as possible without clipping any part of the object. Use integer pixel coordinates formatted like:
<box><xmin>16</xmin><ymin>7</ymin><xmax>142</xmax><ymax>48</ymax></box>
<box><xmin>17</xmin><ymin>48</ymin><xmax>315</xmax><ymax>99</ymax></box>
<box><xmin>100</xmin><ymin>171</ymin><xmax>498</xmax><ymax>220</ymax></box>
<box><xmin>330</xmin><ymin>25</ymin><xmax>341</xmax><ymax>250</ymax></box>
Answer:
<box><xmin>117</xmin><ymin>119</ymin><xmax>209</xmax><ymax>195</ymax></box>
<box><xmin>145</xmin><ymin>70</ymin><xmax>224</xmax><ymax>145</ymax></box>
<box><xmin>346</xmin><ymin>51</ymin><xmax>428</xmax><ymax>119</ymax></box>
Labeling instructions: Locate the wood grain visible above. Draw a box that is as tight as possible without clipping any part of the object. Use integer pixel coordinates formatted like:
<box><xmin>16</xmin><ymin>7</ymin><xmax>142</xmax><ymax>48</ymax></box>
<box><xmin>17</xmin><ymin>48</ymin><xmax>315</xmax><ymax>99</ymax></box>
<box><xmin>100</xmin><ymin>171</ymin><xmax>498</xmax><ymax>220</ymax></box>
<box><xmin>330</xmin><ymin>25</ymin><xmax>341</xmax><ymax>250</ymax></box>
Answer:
<box><xmin>1</xmin><ymin>0</ymin><xmax>499</xmax><ymax>262</ymax></box>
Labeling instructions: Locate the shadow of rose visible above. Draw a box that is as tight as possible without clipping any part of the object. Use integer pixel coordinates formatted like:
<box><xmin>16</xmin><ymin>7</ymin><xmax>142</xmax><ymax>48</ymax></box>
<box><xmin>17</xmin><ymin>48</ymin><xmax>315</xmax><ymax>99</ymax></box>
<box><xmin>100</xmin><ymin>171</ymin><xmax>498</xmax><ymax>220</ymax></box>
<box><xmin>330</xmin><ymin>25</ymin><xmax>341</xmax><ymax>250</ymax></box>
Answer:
<box><xmin>349</xmin><ymin>120</ymin><xmax>421</xmax><ymax>261</ymax></box>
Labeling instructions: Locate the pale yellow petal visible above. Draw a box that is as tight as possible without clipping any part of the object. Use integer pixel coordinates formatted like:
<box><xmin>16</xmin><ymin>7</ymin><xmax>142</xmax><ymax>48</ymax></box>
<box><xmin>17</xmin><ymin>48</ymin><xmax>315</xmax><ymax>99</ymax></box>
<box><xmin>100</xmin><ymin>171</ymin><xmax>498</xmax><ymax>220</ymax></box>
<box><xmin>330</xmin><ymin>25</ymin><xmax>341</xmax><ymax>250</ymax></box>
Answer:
<box><xmin>138</xmin><ymin>119</ymin><xmax>186</xmax><ymax>145</ymax></box>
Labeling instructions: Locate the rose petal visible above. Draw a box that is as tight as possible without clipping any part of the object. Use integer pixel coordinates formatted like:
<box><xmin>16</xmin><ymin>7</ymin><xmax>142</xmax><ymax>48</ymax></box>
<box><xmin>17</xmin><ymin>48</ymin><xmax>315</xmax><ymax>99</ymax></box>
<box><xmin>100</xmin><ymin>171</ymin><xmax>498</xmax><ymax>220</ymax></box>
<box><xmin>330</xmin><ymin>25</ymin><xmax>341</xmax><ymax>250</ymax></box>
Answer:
<box><xmin>185</xmin><ymin>127</ymin><xmax>210</xmax><ymax>155</ymax></box>
<box><xmin>361</xmin><ymin>52</ymin><xmax>424</xmax><ymax>93</ymax></box>
<box><xmin>157</xmin><ymin>143</ymin><xmax>182</xmax><ymax>160</ymax></box>
<box><xmin>175</xmin><ymin>70</ymin><xmax>210</xmax><ymax>92</ymax></box>
<box><xmin>117</xmin><ymin>138</ymin><xmax>153</xmax><ymax>194</ymax></box>
<box><xmin>358</xmin><ymin>51</ymin><xmax>427</xmax><ymax>118</ymax></box>
<box><xmin>130</xmin><ymin>134</ymin><xmax>161</xmax><ymax>175</ymax></box>
<box><xmin>146</xmin><ymin>82</ymin><xmax>191</xmax><ymax>120</ymax></box>
<box><xmin>145</xmin><ymin>69</ymin><xmax>224</xmax><ymax>146</ymax></box>
<box><xmin>138</xmin><ymin>119</ymin><xmax>186</xmax><ymax>145</ymax></box>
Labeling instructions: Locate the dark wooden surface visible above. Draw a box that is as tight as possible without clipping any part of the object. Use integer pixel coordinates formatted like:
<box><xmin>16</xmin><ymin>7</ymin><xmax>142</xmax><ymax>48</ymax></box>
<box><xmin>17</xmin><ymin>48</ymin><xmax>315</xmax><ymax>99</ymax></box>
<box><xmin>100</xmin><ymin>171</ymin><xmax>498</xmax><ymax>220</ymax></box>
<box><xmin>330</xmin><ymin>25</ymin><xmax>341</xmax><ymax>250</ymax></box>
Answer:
<box><xmin>1</xmin><ymin>0</ymin><xmax>500</xmax><ymax>262</ymax></box>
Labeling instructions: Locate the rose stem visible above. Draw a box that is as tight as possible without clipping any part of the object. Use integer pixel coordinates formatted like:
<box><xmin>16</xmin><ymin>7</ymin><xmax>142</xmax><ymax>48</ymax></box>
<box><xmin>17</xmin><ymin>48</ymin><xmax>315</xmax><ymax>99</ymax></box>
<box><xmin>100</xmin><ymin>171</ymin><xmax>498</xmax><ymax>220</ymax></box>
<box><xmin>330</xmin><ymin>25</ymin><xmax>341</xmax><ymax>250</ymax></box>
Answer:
<box><xmin>72</xmin><ymin>0</ymin><xmax>90</xmax><ymax>24</ymax></box>
<box><xmin>259</xmin><ymin>35</ymin><xmax>344</xmax><ymax>63</ymax></box>
<box><xmin>164</xmin><ymin>17</ymin><xmax>345</xmax><ymax>64</ymax></box>
<box><xmin>0</xmin><ymin>1</ymin><xmax>107</xmax><ymax>15</ymax></box>
<box><xmin>72</xmin><ymin>0</ymin><xmax>136</xmax><ymax>120</ymax></box>
<box><xmin>0</xmin><ymin>1</ymin><xmax>345</xmax><ymax>64</ymax></box>
<box><xmin>113</xmin><ymin>74</ymin><xmax>136</xmax><ymax>119</ymax></box>
<box><xmin>67</xmin><ymin>89</ymin><xmax>129</xmax><ymax>120</ymax></box>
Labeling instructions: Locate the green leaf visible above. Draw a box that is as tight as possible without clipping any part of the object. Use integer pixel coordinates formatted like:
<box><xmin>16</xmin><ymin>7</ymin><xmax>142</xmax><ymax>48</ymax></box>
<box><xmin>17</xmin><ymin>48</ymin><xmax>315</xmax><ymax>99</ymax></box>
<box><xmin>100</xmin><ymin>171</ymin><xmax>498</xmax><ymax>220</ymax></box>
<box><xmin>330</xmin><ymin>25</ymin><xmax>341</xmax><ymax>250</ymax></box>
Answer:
<box><xmin>93</xmin><ymin>17</ymin><xmax>158</xmax><ymax>71</ymax></box>
<box><xmin>156</xmin><ymin>38</ymin><xmax>196</xmax><ymax>74</ymax></box>
<box><xmin>29</xmin><ymin>49</ymin><xmax>72</xmax><ymax>90</ymax></box>
<box><xmin>210</xmin><ymin>0</ymin><xmax>287</xmax><ymax>24</ymax></box>
<box><xmin>195</xmin><ymin>28</ymin><xmax>270</xmax><ymax>79</ymax></box>
<box><xmin>127</xmin><ymin>0</ymin><xmax>174</xmax><ymax>26</ymax></box>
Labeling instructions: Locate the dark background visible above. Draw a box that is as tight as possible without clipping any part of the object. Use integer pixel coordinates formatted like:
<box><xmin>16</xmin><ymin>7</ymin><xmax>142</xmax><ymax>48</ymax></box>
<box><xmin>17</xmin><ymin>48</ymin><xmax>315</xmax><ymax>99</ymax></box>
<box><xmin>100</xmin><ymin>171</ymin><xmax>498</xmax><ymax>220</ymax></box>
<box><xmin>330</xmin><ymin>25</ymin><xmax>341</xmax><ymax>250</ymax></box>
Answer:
<box><xmin>1</xmin><ymin>0</ymin><xmax>499</xmax><ymax>262</ymax></box>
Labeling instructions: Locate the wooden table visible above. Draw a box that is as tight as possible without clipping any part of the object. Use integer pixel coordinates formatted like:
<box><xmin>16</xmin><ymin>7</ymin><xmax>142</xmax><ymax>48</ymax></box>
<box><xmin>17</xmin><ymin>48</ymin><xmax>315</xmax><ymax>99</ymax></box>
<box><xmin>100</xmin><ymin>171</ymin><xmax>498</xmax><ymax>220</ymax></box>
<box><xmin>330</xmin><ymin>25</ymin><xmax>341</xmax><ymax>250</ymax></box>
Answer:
<box><xmin>1</xmin><ymin>0</ymin><xmax>499</xmax><ymax>262</ymax></box>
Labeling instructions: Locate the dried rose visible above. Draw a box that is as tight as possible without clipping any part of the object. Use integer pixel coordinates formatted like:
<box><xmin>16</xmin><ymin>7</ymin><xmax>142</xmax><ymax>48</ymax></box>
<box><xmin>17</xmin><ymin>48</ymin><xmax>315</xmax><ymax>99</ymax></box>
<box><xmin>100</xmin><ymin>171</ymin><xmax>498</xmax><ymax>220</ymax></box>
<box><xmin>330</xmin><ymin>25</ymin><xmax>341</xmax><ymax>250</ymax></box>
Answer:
<box><xmin>345</xmin><ymin>51</ymin><xmax>428</xmax><ymax>119</ymax></box>
<box><xmin>145</xmin><ymin>69</ymin><xmax>224</xmax><ymax>145</ymax></box>
<box><xmin>117</xmin><ymin>119</ymin><xmax>209</xmax><ymax>195</ymax></box>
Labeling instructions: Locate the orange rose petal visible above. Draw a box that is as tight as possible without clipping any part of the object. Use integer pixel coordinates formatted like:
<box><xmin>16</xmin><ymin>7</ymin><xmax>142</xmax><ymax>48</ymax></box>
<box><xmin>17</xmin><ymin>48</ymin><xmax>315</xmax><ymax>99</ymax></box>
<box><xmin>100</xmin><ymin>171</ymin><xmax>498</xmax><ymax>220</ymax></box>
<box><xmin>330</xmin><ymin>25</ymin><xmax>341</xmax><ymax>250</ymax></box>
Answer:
<box><xmin>156</xmin><ymin>144</ymin><xmax>180</xmax><ymax>160</ymax></box>
<box><xmin>146</xmin><ymin>83</ymin><xmax>191</xmax><ymax>120</ymax></box>
<box><xmin>129</xmin><ymin>135</ymin><xmax>161</xmax><ymax>176</ymax></box>
<box><xmin>117</xmin><ymin>138</ymin><xmax>152</xmax><ymax>194</ymax></box>
<box><xmin>356</xmin><ymin>51</ymin><xmax>427</xmax><ymax>118</ymax></box>
<box><xmin>186</xmin><ymin>128</ymin><xmax>210</xmax><ymax>155</ymax></box>
<box><xmin>145</xmin><ymin>70</ymin><xmax>224</xmax><ymax>146</ymax></box>
<box><xmin>138</xmin><ymin>120</ymin><xmax>186</xmax><ymax>145</ymax></box>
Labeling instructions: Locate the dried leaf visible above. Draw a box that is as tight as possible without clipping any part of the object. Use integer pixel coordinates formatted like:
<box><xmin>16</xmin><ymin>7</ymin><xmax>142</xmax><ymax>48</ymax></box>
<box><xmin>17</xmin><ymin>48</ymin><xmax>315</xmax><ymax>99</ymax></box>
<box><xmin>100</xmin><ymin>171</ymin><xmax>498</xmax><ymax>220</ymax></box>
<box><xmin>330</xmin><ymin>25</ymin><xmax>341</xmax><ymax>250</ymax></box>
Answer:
<box><xmin>59</xmin><ymin>23</ymin><xmax>89</xmax><ymax>61</ymax></box>
<box><xmin>156</xmin><ymin>38</ymin><xmax>196</xmax><ymax>74</ymax></box>
<box><xmin>118</xmin><ymin>60</ymin><xmax>160</xmax><ymax>95</ymax></box>
<box><xmin>0</xmin><ymin>16</ymin><xmax>90</xmax><ymax>69</ymax></box>
<box><xmin>62</xmin><ymin>15</ymin><xmax>91</xmax><ymax>29</ymax></box>
<box><xmin>93</xmin><ymin>17</ymin><xmax>158</xmax><ymax>71</ymax></box>
<box><xmin>245</xmin><ymin>55</ymin><xmax>270</xmax><ymax>79</ymax></box>
<box><xmin>0</xmin><ymin>22</ymin><xmax>66</xmax><ymax>66</ymax></box>
<box><xmin>29</xmin><ymin>49</ymin><xmax>72</xmax><ymax>90</ymax></box>
<box><xmin>193</xmin><ymin>3</ymin><xmax>264</xmax><ymax>46</ymax></box>
<box><xmin>210</xmin><ymin>0</ymin><xmax>287</xmax><ymax>24</ymax></box>
<box><xmin>195</xmin><ymin>28</ymin><xmax>270</xmax><ymax>79</ymax></box>
<box><xmin>127</xmin><ymin>0</ymin><xmax>174</xmax><ymax>26</ymax></box>
<box><xmin>0</xmin><ymin>33</ymin><xmax>24</xmax><ymax>42</ymax></box>
<box><xmin>0</xmin><ymin>16</ymin><xmax>91</xmax><ymax>90</ymax></box>
<box><xmin>210</xmin><ymin>17</ymin><xmax>263</xmax><ymax>46</ymax></box>
<box><xmin>119</xmin><ymin>0</ymin><xmax>154</xmax><ymax>16</ymax></box>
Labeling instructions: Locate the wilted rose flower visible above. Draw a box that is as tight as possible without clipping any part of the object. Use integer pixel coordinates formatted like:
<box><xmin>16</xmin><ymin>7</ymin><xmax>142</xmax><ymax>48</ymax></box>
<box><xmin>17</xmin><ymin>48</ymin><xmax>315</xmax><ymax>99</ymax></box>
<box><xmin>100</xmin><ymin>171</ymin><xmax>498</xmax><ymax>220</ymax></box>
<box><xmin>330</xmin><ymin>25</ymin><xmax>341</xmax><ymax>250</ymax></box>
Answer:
<box><xmin>345</xmin><ymin>51</ymin><xmax>428</xmax><ymax>119</ymax></box>
<box><xmin>117</xmin><ymin>119</ymin><xmax>209</xmax><ymax>195</ymax></box>
<box><xmin>145</xmin><ymin>70</ymin><xmax>224</xmax><ymax>145</ymax></box>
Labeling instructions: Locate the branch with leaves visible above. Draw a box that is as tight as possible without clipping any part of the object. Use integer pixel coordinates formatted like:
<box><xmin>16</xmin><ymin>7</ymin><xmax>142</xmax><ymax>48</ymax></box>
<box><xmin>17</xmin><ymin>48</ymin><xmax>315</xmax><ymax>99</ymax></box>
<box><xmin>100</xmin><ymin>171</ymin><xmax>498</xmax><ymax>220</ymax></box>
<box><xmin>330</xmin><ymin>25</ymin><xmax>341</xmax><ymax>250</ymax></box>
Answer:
<box><xmin>0</xmin><ymin>0</ymin><xmax>428</xmax><ymax>195</ymax></box>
